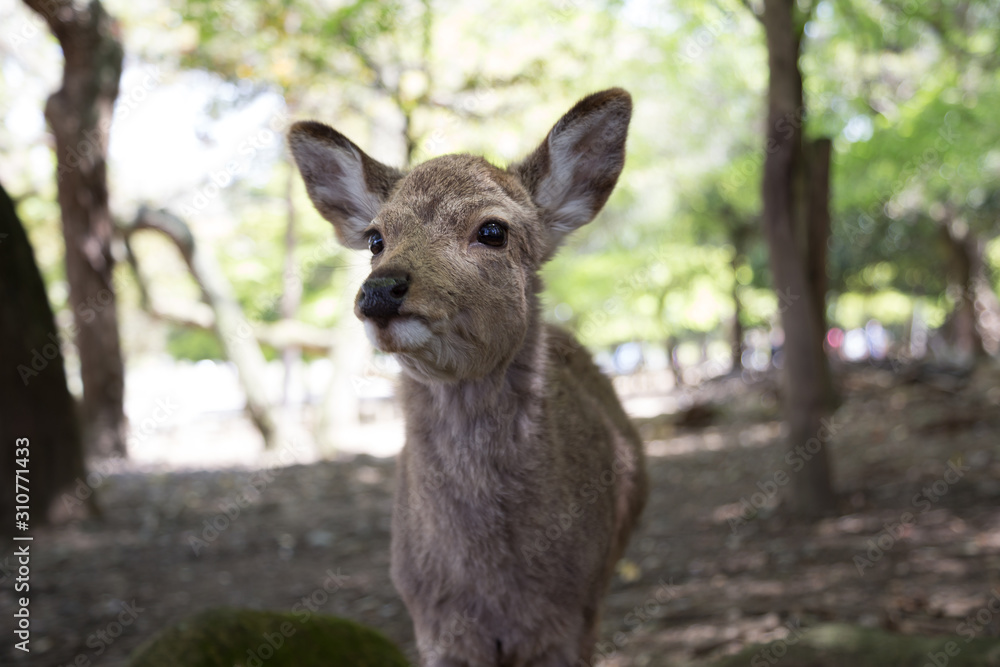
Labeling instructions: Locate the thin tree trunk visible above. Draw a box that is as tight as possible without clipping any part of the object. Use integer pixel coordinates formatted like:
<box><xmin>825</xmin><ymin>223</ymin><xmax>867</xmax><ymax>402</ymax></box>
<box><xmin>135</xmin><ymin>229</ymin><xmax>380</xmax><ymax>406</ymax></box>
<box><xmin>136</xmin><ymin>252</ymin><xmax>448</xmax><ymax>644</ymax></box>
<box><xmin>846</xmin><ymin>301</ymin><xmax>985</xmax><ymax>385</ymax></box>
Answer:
<box><xmin>318</xmin><ymin>261</ymin><xmax>371</xmax><ymax>456</ymax></box>
<box><xmin>1</xmin><ymin>182</ymin><xmax>89</xmax><ymax>531</ymax></box>
<box><xmin>665</xmin><ymin>336</ymin><xmax>684</xmax><ymax>388</ymax></box>
<box><xmin>942</xmin><ymin>220</ymin><xmax>987</xmax><ymax>360</ymax></box>
<box><xmin>26</xmin><ymin>0</ymin><xmax>126</xmax><ymax>457</ymax></box>
<box><xmin>761</xmin><ymin>0</ymin><xmax>838</xmax><ymax>519</ymax></box>
<box><xmin>972</xmin><ymin>240</ymin><xmax>1000</xmax><ymax>356</ymax></box>
<box><xmin>124</xmin><ymin>208</ymin><xmax>283</xmax><ymax>449</ymax></box>
<box><xmin>731</xmin><ymin>279</ymin><xmax>744</xmax><ymax>372</ymax></box>
<box><xmin>281</xmin><ymin>159</ymin><xmax>302</xmax><ymax>404</ymax></box>
<box><xmin>730</xmin><ymin>226</ymin><xmax>748</xmax><ymax>372</ymax></box>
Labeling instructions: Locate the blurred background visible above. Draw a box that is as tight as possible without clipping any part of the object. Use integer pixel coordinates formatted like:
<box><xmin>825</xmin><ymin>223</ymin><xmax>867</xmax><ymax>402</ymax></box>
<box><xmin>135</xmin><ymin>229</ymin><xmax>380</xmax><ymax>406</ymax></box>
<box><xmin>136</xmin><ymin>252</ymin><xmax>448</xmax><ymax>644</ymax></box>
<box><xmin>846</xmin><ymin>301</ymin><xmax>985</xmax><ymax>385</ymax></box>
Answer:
<box><xmin>1</xmin><ymin>0</ymin><xmax>1000</xmax><ymax>665</ymax></box>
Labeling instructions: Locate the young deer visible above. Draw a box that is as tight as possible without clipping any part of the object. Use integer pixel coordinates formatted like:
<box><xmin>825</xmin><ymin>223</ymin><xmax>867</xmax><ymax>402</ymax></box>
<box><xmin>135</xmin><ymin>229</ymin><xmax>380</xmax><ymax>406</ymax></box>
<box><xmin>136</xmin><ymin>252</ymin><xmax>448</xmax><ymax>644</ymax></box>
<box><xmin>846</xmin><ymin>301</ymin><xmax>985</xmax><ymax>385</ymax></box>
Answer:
<box><xmin>289</xmin><ymin>88</ymin><xmax>647</xmax><ymax>667</ymax></box>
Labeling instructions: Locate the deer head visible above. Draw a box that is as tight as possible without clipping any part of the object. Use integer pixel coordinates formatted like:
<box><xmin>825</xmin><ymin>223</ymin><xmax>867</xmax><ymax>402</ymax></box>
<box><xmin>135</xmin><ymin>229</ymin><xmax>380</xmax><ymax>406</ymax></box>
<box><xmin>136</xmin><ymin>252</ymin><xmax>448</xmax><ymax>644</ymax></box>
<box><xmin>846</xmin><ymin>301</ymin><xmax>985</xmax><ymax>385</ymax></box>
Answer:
<box><xmin>289</xmin><ymin>89</ymin><xmax>631</xmax><ymax>383</ymax></box>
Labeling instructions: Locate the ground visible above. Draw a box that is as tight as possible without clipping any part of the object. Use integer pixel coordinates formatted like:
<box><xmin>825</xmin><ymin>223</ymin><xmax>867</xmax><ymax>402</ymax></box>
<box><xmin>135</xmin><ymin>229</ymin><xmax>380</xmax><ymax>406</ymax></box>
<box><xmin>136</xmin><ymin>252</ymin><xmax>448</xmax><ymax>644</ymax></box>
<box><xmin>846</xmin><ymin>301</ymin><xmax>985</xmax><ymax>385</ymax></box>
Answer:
<box><xmin>3</xmin><ymin>361</ymin><xmax>1000</xmax><ymax>667</ymax></box>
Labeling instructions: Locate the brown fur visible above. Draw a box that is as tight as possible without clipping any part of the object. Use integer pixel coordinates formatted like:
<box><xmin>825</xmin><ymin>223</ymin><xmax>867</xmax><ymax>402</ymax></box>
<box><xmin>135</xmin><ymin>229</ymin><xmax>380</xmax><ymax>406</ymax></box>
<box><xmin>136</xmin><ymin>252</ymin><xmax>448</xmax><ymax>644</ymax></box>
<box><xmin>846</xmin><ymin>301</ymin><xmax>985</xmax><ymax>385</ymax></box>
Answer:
<box><xmin>290</xmin><ymin>89</ymin><xmax>647</xmax><ymax>666</ymax></box>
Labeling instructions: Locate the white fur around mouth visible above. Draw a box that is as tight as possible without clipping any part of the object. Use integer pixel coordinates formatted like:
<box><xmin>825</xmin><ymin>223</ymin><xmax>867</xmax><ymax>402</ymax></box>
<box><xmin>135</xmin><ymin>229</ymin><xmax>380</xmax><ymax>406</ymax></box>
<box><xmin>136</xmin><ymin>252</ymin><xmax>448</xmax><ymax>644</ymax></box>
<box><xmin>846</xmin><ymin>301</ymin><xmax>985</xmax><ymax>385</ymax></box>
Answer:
<box><xmin>363</xmin><ymin>317</ymin><xmax>433</xmax><ymax>352</ymax></box>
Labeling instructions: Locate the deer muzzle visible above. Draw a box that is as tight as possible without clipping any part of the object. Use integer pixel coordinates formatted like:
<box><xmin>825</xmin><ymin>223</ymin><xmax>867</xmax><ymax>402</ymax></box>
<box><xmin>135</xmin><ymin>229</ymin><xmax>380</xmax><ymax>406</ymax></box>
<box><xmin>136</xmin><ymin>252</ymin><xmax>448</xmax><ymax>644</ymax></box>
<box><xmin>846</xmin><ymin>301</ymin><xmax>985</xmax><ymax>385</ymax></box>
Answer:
<box><xmin>358</xmin><ymin>273</ymin><xmax>411</xmax><ymax>328</ymax></box>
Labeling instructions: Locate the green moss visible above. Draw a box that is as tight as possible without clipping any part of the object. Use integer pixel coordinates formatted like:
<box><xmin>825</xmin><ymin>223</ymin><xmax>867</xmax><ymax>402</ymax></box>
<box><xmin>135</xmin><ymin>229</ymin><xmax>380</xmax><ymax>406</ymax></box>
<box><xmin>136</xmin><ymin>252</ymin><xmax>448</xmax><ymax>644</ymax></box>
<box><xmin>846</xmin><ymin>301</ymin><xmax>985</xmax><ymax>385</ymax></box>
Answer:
<box><xmin>706</xmin><ymin>623</ymin><xmax>1000</xmax><ymax>667</ymax></box>
<box><xmin>129</xmin><ymin>607</ymin><xmax>409</xmax><ymax>667</ymax></box>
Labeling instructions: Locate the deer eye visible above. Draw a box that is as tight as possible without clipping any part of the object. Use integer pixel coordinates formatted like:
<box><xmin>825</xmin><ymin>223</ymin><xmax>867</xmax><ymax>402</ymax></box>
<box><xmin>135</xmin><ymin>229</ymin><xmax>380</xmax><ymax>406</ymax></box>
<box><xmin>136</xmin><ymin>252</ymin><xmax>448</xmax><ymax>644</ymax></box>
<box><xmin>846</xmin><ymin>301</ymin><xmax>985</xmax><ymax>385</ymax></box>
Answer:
<box><xmin>477</xmin><ymin>220</ymin><xmax>507</xmax><ymax>248</ymax></box>
<box><xmin>368</xmin><ymin>231</ymin><xmax>385</xmax><ymax>255</ymax></box>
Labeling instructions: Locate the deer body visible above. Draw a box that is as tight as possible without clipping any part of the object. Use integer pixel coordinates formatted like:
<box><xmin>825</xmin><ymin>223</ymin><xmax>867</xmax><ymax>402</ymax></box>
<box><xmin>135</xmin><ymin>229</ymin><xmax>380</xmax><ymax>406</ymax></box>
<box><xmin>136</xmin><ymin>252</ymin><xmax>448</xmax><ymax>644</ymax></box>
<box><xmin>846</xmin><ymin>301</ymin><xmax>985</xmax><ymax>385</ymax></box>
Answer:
<box><xmin>290</xmin><ymin>89</ymin><xmax>647</xmax><ymax>666</ymax></box>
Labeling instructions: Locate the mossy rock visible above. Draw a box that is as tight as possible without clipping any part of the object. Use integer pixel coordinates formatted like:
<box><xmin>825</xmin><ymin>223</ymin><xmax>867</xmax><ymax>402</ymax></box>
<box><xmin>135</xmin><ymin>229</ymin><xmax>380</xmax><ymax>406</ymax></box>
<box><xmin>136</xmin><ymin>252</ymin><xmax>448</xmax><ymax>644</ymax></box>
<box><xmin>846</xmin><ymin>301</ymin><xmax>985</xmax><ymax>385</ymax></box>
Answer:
<box><xmin>706</xmin><ymin>623</ymin><xmax>1000</xmax><ymax>667</ymax></box>
<box><xmin>129</xmin><ymin>607</ymin><xmax>409</xmax><ymax>667</ymax></box>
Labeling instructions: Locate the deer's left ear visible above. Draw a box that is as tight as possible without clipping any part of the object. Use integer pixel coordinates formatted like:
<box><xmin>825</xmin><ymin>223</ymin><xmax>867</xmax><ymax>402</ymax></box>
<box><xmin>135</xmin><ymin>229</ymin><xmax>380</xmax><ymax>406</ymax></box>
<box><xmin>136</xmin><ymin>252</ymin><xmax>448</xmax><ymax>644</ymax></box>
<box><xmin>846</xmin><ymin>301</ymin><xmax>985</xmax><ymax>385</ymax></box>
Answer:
<box><xmin>289</xmin><ymin>121</ymin><xmax>403</xmax><ymax>250</ymax></box>
<box><xmin>511</xmin><ymin>88</ymin><xmax>631</xmax><ymax>255</ymax></box>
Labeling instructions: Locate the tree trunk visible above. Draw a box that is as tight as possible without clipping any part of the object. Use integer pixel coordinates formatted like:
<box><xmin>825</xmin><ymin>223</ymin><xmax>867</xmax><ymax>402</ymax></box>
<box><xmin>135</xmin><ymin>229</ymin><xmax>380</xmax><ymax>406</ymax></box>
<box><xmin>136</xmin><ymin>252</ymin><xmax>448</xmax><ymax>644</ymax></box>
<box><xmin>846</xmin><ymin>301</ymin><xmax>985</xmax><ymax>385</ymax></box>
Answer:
<box><xmin>731</xmin><ymin>277</ymin><xmax>744</xmax><ymax>372</ymax></box>
<box><xmin>281</xmin><ymin>159</ymin><xmax>303</xmax><ymax>404</ymax></box>
<box><xmin>317</xmin><ymin>261</ymin><xmax>371</xmax><ymax>456</ymax></box>
<box><xmin>761</xmin><ymin>0</ymin><xmax>838</xmax><ymax>519</ymax></box>
<box><xmin>942</xmin><ymin>220</ymin><xmax>987</xmax><ymax>361</ymax></box>
<box><xmin>0</xmin><ymin>182</ymin><xmax>88</xmax><ymax>532</ymax></box>
<box><xmin>973</xmin><ymin>246</ymin><xmax>1000</xmax><ymax>356</ymax></box>
<box><xmin>123</xmin><ymin>208</ymin><xmax>284</xmax><ymax>449</ymax></box>
<box><xmin>26</xmin><ymin>0</ymin><xmax>126</xmax><ymax>457</ymax></box>
<box><xmin>730</xmin><ymin>226</ymin><xmax>749</xmax><ymax>372</ymax></box>
<box><xmin>665</xmin><ymin>336</ymin><xmax>684</xmax><ymax>388</ymax></box>
<box><xmin>806</xmin><ymin>138</ymin><xmax>832</xmax><ymax>336</ymax></box>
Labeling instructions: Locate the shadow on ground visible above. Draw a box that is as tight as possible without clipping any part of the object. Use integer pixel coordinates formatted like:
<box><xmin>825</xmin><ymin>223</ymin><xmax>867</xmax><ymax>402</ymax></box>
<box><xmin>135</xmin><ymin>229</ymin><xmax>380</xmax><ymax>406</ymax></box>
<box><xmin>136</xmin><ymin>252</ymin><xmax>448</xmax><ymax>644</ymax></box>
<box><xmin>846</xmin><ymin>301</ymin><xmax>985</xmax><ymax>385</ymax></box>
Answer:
<box><xmin>3</xmin><ymin>362</ymin><xmax>1000</xmax><ymax>666</ymax></box>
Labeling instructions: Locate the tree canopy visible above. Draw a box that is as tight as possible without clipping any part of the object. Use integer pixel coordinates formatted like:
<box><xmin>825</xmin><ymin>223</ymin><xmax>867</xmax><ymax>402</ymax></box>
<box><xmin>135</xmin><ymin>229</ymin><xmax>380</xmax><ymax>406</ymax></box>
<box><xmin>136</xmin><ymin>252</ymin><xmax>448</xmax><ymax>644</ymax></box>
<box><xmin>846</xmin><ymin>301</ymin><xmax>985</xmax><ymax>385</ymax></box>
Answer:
<box><xmin>1</xmin><ymin>0</ymin><xmax>997</xmax><ymax>371</ymax></box>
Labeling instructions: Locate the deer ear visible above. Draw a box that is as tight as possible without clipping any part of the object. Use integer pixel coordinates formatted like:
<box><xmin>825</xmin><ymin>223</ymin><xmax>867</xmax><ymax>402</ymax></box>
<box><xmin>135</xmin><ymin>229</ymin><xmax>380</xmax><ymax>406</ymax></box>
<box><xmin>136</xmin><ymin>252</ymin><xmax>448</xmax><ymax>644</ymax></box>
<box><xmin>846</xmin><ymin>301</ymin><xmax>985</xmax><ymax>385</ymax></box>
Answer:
<box><xmin>511</xmin><ymin>88</ymin><xmax>631</xmax><ymax>254</ymax></box>
<box><xmin>289</xmin><ymin>121</ymin><xmax>403</xmax><ymax>250</ymax></box>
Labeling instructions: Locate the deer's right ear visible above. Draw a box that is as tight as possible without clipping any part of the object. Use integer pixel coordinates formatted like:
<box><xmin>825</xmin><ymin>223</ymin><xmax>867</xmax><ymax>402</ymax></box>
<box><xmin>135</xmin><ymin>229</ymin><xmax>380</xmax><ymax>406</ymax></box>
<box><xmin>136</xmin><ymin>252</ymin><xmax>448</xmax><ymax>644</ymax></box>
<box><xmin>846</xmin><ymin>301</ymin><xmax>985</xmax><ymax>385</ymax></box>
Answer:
<box><xmin>288</xmin><ymin>121</ymin><xmax>403</xmax><ymax>250</ymax></box>
<box><xmin>511</xmin><ymin>89</ymin><xmax>631</xmax><ymax>257</ymax></box>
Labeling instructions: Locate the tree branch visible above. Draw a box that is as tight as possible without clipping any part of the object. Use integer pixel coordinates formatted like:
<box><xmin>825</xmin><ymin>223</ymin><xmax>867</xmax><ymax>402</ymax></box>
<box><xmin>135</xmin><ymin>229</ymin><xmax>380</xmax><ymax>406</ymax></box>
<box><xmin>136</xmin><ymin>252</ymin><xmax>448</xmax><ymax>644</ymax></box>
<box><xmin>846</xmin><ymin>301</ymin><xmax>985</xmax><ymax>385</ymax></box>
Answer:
<box><xmin>344</xmin><ymin>29</ymin><xmax>397</xmax><ymax>102</ymax></box>
<box><xmin>121</xmin><ymin>207</ymin><xmax>289</xmax><ymax>447</ymax></box>
<box><xmin>121</xmin><ymin>208</ymin><xmax>335</xmax><ymax>355</ymax></box>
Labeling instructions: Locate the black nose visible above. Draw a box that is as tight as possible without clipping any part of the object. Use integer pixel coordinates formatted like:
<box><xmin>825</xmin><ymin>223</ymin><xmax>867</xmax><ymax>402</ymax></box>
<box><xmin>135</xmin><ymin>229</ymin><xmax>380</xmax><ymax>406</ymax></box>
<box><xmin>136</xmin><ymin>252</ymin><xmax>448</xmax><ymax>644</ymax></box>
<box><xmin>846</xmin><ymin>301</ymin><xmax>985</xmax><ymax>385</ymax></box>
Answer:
<box><xmin>358</xmin><ymin>274</ymin><xmax>410</xmax><ymax>326</ymax></box>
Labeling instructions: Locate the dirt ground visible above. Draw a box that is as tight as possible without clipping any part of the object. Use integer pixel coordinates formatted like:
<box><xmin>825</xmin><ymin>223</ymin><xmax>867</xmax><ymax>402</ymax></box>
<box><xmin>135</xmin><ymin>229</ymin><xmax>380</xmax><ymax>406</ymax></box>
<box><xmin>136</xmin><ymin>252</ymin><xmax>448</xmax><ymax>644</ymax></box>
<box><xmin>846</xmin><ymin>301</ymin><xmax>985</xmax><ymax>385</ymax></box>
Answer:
<box><xmin>4</xmin><ymin>361</ymin><xmax>1000</xmax><ymax>667</ymax></box>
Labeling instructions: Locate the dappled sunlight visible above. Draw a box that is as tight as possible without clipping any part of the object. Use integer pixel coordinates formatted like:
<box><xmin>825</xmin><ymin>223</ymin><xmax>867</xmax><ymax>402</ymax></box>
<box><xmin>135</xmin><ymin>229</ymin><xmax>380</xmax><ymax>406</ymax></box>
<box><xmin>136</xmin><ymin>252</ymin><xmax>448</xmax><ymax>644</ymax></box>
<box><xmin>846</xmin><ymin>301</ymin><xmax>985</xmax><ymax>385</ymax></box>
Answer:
<box><xmin>17</xmin><ymin>361</ymin><xmax>1000</xmax><ymax>665</ymax></box>
<box><xmin>3</xmin><ymin>0</ymin><xmax>1000</xmax><ymax>663</ymax></box>
<box><xmin>121</xmin><ymin>357</ymin><xmax>404</xmax><ymax>471</ymax></box>
<box><xmin>645</xmin><ymin>422</ymin><xmax>781</xmax><ymax>457</ymax></box>
<box><xmin>588</xmin><ymin>365</ymin><xmax>1000</xmax><ymax>663</ymax></box>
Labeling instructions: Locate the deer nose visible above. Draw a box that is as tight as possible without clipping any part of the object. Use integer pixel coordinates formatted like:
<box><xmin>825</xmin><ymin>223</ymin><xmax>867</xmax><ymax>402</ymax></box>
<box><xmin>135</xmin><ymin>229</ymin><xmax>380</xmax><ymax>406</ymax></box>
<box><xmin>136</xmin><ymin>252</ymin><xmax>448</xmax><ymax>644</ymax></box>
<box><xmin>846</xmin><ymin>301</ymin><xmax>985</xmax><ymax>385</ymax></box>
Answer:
<box><xmin>358</xmin><ymin>274</ymin><xmax>410</xmax><ymax>326</ymax></box>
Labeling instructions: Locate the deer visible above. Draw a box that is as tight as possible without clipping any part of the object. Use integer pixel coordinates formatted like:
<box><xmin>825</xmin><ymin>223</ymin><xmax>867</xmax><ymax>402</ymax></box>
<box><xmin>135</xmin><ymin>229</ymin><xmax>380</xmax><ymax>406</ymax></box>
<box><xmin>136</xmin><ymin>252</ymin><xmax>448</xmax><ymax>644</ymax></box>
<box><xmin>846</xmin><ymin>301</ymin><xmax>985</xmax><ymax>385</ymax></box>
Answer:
<box><xmin>289</xmin><ymin>88</ymin><xmax>647</xmax><ymax>667</ymax></box>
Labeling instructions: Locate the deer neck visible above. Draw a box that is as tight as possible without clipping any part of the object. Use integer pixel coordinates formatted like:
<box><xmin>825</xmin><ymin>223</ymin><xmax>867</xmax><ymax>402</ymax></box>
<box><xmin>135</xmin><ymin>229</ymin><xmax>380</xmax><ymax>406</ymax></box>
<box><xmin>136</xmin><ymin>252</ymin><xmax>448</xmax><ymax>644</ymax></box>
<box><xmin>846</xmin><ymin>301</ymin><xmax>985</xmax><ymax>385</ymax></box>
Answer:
<box><xmin>399</xmin><ymin>282</ymin><xmax>548</xmax><ymax>474</ymax></box>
